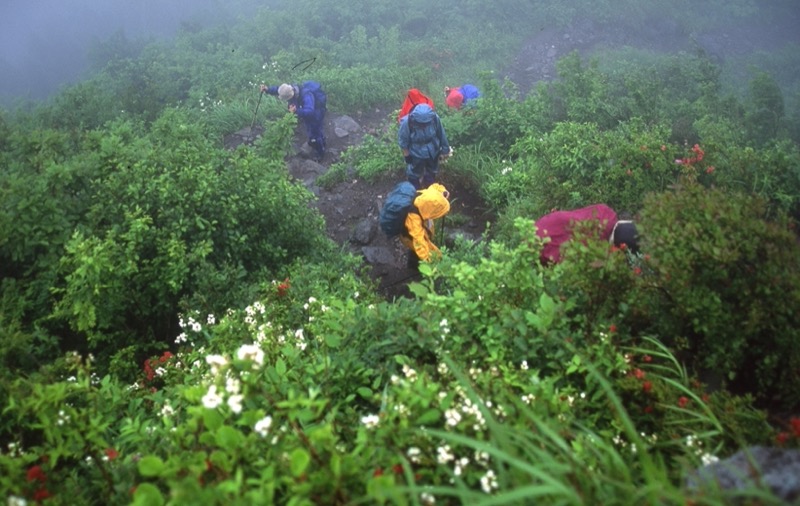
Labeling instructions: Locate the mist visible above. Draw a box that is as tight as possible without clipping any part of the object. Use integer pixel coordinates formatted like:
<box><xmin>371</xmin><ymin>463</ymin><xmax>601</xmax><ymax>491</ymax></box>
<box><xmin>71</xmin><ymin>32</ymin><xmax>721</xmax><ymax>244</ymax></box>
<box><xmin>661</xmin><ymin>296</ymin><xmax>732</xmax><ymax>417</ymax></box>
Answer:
<box><xmin>0</xmin><ymin>0</ymin><xmax>250</xmax><ymax>105</ymax></box>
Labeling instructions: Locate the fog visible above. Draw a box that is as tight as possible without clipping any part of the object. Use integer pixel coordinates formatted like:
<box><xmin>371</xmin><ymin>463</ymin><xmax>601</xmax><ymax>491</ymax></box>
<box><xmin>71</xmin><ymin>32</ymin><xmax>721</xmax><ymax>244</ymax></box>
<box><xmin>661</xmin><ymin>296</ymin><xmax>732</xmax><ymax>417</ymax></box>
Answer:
<box><xmin>0</xmin><ymin>0</ymin><xmax>249</xmax><ymax>105</ymax></box>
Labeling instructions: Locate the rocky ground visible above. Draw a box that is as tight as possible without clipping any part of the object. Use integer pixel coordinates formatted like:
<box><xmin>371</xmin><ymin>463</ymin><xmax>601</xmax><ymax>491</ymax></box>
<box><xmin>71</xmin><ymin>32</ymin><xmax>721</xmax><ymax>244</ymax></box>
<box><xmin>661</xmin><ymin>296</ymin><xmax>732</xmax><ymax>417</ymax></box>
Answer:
<box><xmin>226</xmin><ymin>10</ymin><xmax>800</xmax><ymax>300</ymax></box>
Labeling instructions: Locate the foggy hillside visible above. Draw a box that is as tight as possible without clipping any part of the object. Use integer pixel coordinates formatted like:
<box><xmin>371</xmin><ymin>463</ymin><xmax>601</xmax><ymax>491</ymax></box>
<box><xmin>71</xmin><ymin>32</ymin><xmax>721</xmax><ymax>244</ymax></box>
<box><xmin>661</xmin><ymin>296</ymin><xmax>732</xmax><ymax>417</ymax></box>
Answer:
<box><xmin>0</xmin><ymin>0</ymin><xmax>269</xmax><ymax>104</ymax></box>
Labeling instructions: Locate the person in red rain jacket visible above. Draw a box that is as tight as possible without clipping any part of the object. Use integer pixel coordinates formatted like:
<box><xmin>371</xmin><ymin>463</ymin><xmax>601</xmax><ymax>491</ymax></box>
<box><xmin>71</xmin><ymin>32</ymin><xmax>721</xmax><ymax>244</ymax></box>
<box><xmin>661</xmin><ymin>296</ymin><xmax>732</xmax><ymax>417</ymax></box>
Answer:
<box><xmin>398</xmin><ymin>88</ymin><xmax>434</xmax><ymax>123</ymax></box>
<box><xmin>535</xmin><ymin>204</ymin><xmax>638</xmax><ymax>264</ymax></box>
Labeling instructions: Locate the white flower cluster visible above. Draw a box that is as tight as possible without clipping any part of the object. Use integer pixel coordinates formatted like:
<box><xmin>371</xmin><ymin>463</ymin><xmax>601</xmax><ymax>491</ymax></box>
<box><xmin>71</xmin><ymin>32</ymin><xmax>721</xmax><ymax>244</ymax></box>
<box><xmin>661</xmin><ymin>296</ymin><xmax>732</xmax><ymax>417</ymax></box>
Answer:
<box><xmin>439</xmin><ymin>318</ymin><xmax>450</xmax><ymax>340</ymax></box>
<box><xmin>480</xmin><ymin>469</ymin><xmax>499</xmax><ymax>493</ymax></box>
<box><xmin>361</xmin><ymin>414</ymin><xmax>380</xmax><ymax>429</ymax></box>
<box><xmin>254</xmin><ymin>416</ymin><xmax>273</xmax><ymax>437</ymax></box>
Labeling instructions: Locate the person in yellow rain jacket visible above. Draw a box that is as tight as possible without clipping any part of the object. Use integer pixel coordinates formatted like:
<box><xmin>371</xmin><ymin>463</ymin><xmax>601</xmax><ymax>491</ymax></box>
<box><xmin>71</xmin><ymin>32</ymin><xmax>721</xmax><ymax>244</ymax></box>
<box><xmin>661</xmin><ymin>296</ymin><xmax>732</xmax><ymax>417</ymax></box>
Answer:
<box><xmin>398</xmin><ymin>183</ymin><xmax>451</xmax><ymax>268</ymax></box>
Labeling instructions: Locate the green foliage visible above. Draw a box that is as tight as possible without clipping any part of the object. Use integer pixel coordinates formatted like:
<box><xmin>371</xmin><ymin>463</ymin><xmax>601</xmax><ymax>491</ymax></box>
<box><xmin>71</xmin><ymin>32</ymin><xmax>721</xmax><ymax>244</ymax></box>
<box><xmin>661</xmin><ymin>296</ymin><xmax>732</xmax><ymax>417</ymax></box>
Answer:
<box><xmin>2</xmin><ymin>107</ymin><xmax>330</xmax><ymax>375</ymax></box>
<box><xmin>319</xmin><ymin>119</ymin><xmax>401</xmax><ymax>189</ymax></box>
<box><xmin>3</xmin><ymin>2</ymin><xmax>800</xmax><ymax>503</ymax></box>
<box><xmin>635</xmin><ymin>182</ymin><xmax>800</xmax><ymax>409</ymax></box>
<box><xmin>745</xmin><ymin>71</ymin><xmax>786</xmax><ymax>146</ymax></box>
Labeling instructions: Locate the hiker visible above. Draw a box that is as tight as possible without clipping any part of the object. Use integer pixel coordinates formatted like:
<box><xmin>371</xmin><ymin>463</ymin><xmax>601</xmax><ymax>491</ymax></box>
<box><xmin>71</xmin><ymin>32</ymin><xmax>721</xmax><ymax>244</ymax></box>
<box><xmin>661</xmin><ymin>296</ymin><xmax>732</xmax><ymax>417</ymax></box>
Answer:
<box><xmin>398</xmin><ymin>103</ymin><xmax>452</xmax><ymax>190</ymax></box>
<box><xmin>399</xmin><ymin>183</ymin><xmax>451</xmax><ymax>268</ymax></box>
<box><xmin>398</xmin><ymin>88</ymin><xmax>434</xmax><ymax>123</ymax></box>
<box><xmin>534</xmin><ymin>204</ymin><xmax>639</xmax><ymax>264</ymax></box>
<box><xmin>444</xmin><ymin>84</ymin><xmax>480</xmax><ymax>110</ymax></box>
<box><xmin>260</xmin><ymin>81</ymin><xmax>327</xmax><ymax>161</ymax></box>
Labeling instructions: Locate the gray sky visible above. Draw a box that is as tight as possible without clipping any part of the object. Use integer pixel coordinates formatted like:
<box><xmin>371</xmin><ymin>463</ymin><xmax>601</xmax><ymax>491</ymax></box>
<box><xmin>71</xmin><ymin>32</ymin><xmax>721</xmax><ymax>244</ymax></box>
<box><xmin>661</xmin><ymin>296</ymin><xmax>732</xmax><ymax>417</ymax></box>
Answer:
<box><xmin>0</xmin><ymin>0</ymin><xmax>234</xmax><ymax>104</ymax></box>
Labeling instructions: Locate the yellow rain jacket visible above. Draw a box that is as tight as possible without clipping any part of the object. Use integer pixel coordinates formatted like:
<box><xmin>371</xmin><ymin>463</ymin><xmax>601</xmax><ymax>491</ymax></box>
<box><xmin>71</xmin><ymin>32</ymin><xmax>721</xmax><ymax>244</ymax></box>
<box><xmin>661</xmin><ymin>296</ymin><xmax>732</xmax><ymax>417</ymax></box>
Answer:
<box><xmin>399</xmin><ymin>183</ymin><xmax>451</xmax><ymax>262</ymax></box>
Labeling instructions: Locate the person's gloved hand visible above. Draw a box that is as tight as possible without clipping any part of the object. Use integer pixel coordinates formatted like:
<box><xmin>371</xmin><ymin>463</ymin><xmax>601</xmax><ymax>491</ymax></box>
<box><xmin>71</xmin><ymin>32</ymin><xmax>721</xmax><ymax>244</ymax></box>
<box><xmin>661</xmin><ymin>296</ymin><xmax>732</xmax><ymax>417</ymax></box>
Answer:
<box><xmin>404</xmin><ymin>155</ymin><xmax>413</xmax><ymax>164</ymax></box>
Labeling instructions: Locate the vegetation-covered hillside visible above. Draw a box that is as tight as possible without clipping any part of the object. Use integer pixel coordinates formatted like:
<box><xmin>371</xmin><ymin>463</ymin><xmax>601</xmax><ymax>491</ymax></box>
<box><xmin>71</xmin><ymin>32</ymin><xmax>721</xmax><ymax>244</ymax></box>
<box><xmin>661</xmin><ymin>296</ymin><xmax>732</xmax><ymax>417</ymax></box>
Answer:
<box><xmin>2</xmin><ymin>0</ymin><xmax>800</xmax><ymax>503</ymax></box>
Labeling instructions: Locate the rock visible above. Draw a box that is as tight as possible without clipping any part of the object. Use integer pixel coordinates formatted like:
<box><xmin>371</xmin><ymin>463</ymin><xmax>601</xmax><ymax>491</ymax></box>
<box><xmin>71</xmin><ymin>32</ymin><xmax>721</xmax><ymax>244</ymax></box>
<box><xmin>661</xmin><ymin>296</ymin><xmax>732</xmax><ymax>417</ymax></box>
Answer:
<box><xmin>333</xmin><ymin>115</ymin><xmax>362</xmax><ymax>138</ymax></box>
<box><xmin>685</xmin><ymin>446</ymin><xmax>800</xmax><ymax>502</ymax></box>
<box><xmin>350</xmin><ymin>219</ymin><xmax>376</xmax><ymax>245</ymax></box>
<box><xmin>361</xmin><ymin>246</ymin><xmax>395</xmax><ymax>265</ymax></box>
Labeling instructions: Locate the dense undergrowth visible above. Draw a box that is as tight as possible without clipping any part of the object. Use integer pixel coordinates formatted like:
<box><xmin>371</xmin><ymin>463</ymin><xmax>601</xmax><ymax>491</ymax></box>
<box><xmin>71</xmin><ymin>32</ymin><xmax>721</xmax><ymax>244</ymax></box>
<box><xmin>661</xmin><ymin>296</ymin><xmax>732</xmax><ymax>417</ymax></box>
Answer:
<box><xmin>2</xmin><ymin>0</ymin><xmax>800</xmax><ymax>504</ymax></box>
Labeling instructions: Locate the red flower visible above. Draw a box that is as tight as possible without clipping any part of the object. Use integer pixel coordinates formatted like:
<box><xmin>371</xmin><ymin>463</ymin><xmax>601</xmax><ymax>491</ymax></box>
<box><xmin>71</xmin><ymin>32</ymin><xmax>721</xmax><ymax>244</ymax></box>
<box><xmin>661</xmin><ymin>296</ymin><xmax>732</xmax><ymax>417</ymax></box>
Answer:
<box><xmin>392</xmin><ymin>464</ymin><xmax>404</xmax><ymax>474</ymax></box>
<box><xmin>143</xmin><ymin>359</ymin><xmax>155</xmax><ymax>381</ymax></box>
<box><xmin>776</xmin><ymin>432</ymin><xmax>791</xmax><ymax>445</ymax></box>
<box><xmin>790</xmin><ymin>417</ymin><xmax>800</xmax><ymax>438</ymax></box>
<box><xmin>277</xmin><ymin>278</ymin><xmax>291</xmax><ymax>297</ymax></box>
<box><xmin>677</xmin><ymin>396</ymin><xmax>690</xmax><ymax>408</ymax></box>
<box><xmin>609</xmin><ymin>324</ymin><xmax>617</xmax><ymax>333</ymax></box>
<box><xmin>633</xmin><ymin>368</ymin><xmax>646</xmax><ymax>380</ymax></box>
<box><xmin>633</xmin><ymin>267</ymin><xmax>642</xmax><ymax>276</ymax></box>
<box><xmin>642</xmin><ymin>381</ymin><xmax>653</xmax><ymax>393</ymax></box>
<box><xmin>705</xmin><ymin>166</ymin><xmax>714</xmax><ymax>174</ymax></box>
<box><xmin>643</xmin><ymin>405</ymin><xmax>654</xmax><ymax>414</ymax></box>
<box><xmin>642</xmin><ymin>355</ymin><xmax>652</xmax><ymax>363</ymax></box>
<box><xmin>33</xmin><ymin>488</ymin><xmax>51</xmax><ymax>501</ymax></box>
<box><xmin>26</xmin><ymin>465</ymin><xmax>47</xmax><ymax>483</ymax></box>
<box><xmin>105</xmin><ymin>448</ymin><xmax>119</xmax><ymax>461</ymax></box>
<box><xmin>373</xmin><ymin>467</ymin><xmax>383</xmax><ymax>477</ymax></box>
<box><xmin>159</xmin><ymin>351</ymin><xmax>173</xmax><ymax>363</ymax></box>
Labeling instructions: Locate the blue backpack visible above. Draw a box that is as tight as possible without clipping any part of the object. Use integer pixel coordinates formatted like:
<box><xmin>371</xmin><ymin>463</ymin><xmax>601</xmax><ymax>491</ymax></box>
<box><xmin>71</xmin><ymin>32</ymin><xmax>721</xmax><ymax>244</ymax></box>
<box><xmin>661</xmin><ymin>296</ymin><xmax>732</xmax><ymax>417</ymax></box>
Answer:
<box><xmin>380</xmin><ymin>182</ymin><xmax>419</xmax><ymax>237</ymax></box>
<box><xmin>302</xmin><ymin>81</ymin><xmax>327</xmax><ymax>109</ymax></box>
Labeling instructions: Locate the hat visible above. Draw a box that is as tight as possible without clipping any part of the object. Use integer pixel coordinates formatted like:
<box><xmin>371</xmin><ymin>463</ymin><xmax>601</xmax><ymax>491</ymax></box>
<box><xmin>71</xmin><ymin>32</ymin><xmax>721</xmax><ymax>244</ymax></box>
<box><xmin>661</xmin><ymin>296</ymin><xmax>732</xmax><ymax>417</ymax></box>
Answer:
<box><xmin>445</xmin><ymin>89</ymin><xmax>464</xmax><ymax>109</ymax></box>
<box><xmin>278</xmin><ymin>83</ymin><xmax>295</xmax><ymax>101</ymax></box>
<box><xmin>611</xmin><ymin>221</ymin><xmax>639</xmax><ymax>253</ymax></box>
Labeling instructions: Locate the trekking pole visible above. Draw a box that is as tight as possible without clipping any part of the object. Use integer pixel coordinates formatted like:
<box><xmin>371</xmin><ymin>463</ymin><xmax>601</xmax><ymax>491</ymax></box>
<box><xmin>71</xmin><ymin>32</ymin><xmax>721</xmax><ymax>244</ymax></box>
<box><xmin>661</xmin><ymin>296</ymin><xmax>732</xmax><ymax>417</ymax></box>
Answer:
<box><xmin>250</xmin><ymin>90</ymin><xmax>264</xmax><ymax>128</ymax></box>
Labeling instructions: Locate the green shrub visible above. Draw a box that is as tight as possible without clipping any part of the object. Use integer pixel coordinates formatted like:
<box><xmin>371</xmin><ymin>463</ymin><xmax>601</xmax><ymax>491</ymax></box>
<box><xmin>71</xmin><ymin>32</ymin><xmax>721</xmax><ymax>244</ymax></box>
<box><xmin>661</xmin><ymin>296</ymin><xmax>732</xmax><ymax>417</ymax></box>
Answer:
<box><xmin>635</xmin><ymin>182</ymin><xmax>800</xmax><ymax>409</ymax></box>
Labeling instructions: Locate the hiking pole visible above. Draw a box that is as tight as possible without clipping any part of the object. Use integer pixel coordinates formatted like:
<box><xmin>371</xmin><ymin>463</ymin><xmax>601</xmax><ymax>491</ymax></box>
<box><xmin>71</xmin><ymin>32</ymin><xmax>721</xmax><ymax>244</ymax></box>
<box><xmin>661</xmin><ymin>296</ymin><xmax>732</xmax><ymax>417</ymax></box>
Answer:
<box><xmin>250</xmin><ymin>90</ymin><xmax>264</xmax><ymax>128</ymax></box>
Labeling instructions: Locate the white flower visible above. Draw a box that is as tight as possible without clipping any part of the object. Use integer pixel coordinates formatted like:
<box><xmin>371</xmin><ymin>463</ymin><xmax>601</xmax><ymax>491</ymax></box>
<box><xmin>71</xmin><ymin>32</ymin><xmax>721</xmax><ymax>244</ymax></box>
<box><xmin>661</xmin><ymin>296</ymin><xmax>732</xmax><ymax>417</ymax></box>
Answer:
<box><xmin>207</xmin><ymin>314</ymin><xmax>216</xmax><ymax>325</ymax></box>
<box><xmin>255</xmin><ymin>416</ymin><xmax>273</xmax><ymax>437</ymax></box>
<box><xmin>202</xmin><ymin>385</ymin><xmax>223</xmax><ymax>409</ymax></box>
<box><xmin>7</xmin><ymin>495</ymin><xmax>28</xmax><ymax>506</ymax></box>
<box><xmin>420</xmin><ymin>492</ymin><xmax>435</xmax><ymax>505</ymax></box>
<box><xmin>227</xmin><ymin>394</ymin><xmax>244</xmax><ymax>414</ymax></box>
<box><xmin>407</xmin><ymin>447</ymin><xmax>422</xmax><ymax>463</ymax></box>
<box><xmin>402</xmin><ymin>364</ymin><xmax>417</xmax><ymax>380</ymax></box>
<box><xmin>520</xmin><ymin>360</ymin><xmax>529</xmax><ymax>370</ymax></box>
<box><xmin>225</xmin><ymin>376</ymin><xmax>241</xmax><ymax>395</ymax></box>
<box><xmin>361</xmin><ymin>414</ymin><xmax>380</xmax><ymax>429</ymax></box>
<box><xmin>160</xmin><ymin>404</ymin><xmax>175</xmax><ymax>417</ymax></box>
<box><xmin>206</xmin><ymin>354</ymin><xmax>227</xmax><ymax>375</ymax></box>
<box><xmin>437</xmin><ymin>445</ymin><xmax>454</xmax><ymax>464</ymax></box>
<box><xmin>445</xmin><ymin>409</ymin><xmax>462</xmax><ymax>427</ymax></box>
<box><xmin>701</xmin><ymin>453</ymin><xmax>719</xmax><ymax>466</ymax></box>
<box><xmin>174</xmin><ymin>332</ymin><xmax>187</xmax><ymax>344</ymax></box>
<box><xmin>480</xmin><ymin>469</ymin><xmax>499</xmax><ymax>493</ymax></box>
<box><xmin>237</xmin><ymin>344</ymin><xmax>264</xmax><ymax>368</ymax></box>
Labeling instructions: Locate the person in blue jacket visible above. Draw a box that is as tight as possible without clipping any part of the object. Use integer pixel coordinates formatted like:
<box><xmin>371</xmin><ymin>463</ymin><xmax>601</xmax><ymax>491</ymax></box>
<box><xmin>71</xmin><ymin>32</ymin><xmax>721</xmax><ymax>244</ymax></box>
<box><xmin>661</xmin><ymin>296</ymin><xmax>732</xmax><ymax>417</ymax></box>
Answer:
<box><xmin>445</xmin><ymin>84</ymin><xmax>480</xmax><ymax>110</ymax></box>
<box><xmin>260</xmin><ymin>81</ymin><xmax>327</xmax><ymax>161</ymax></box>
<box><xmin>398</xmin><ymin>103</ymin><xmax>452</xmax><ymax>189</ymax></box>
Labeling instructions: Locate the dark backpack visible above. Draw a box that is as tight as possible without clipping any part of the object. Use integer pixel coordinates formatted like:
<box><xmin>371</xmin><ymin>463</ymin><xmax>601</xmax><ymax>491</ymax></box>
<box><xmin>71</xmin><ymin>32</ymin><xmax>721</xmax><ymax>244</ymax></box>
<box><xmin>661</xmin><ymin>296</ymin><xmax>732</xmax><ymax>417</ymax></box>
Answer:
<box><xmin>379</xmin><ymin>182</ymin><xmax>419</xmax><ymax>238</ymax></box>
<box><xmin>302</xmin><ymin>81</ymin><xmax>327</xmax><ymax>109</ymax></box>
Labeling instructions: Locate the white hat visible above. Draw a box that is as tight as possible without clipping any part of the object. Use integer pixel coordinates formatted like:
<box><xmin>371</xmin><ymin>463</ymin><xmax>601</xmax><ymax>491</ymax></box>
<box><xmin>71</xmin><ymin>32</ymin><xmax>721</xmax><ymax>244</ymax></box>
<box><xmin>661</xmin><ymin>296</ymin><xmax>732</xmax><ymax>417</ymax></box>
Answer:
<box><xmin>278</xmin><ymin>83</ymin><xmax>294</xmax><ymax>101</ymax></box>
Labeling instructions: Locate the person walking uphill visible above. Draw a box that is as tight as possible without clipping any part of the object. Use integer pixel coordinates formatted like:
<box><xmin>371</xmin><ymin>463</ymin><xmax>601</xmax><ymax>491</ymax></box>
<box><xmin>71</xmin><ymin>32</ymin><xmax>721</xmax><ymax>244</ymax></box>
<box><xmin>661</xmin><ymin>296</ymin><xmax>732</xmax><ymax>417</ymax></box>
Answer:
<box><xmin>380</xmin><ymin>182</ymin><xmax>451</xmax><ymax>269</ymax></box>
<box><xmin>398</xmin><ymin>103</ymin><xmax>452</xmax><ymax>189</ymax></box>
<box><xmin>400</xmin><ymin>183</ymin><xmax>451</xmax><ymax>267</ymax></box>
<box><xmin>260</xmin><ymin>81</ymin><xmax>327</xmax><ymax>161</ymax></box>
